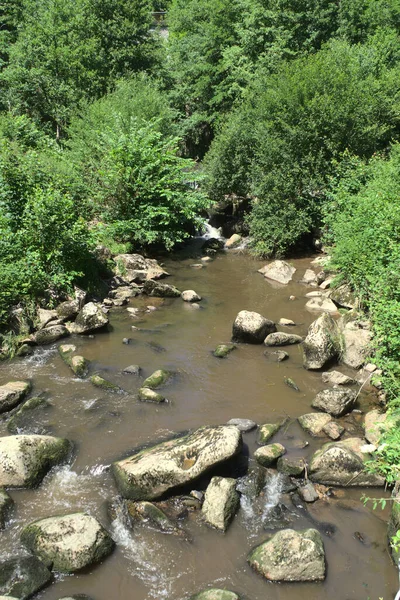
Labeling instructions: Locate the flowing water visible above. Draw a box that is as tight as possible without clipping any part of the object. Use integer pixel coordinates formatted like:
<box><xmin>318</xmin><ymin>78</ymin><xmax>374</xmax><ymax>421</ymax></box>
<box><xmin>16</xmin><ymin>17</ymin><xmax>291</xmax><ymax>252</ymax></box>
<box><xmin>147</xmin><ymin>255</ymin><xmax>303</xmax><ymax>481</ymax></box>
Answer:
<box><xmin>0</xmin><ymin>248</ymin><xmax>396</xmax><ymax>600</ymax></box>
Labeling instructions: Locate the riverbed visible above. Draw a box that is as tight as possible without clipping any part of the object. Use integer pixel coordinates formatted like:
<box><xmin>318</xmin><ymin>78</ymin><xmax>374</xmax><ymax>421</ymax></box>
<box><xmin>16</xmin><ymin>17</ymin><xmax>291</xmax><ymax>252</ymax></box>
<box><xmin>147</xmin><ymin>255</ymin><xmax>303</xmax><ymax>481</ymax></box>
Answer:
<box><xmin>0</xmin><ymin>249</ymin><xmax>396</xmax><ymax>600</ymax></box>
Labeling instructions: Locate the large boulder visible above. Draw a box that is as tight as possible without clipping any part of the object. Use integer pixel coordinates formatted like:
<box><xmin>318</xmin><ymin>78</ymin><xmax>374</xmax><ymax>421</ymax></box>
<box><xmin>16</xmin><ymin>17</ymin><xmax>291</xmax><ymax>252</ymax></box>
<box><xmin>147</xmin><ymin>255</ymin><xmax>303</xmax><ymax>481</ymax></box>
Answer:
<box><xmin>56</xmin><ymin>300</ymin><xmax>80</xmax><ymax>321</ymax></box>
<box><xmin>21</xmin><ymin>513</ymin><xmax>114</xmax><ymax>573</ymax></box>
<box><xmin>202</xmin><ymin>476</ymin><xmax>239</xmax><ymax>531</ymax></box>
<box><xmin>0</xmin><ymin>381</ymin><xmax>31</xmax><ymax>414</ymax></box>
<box><xmin>364</xmin><ymin>410</ymin><xmax>389</xmax><ymax>446</ymax></box>
<box><xmin>309</xmin><ymin>438</ymin><xmax>385</xmax><ymax>486</ymax></box>
<box><xmin>311</xmin><ymin>388</ymin><xmax>357</xmax><ymax>417</ymax></box>
<box><xmin>258</xmin><ymin>260</ymin><xmax>296</xmax><ymax>285</ymax></box>
<box><xmin>302</xmin><ymin>313</ymin><xmax>340</xmax><ymax>370</ymax></box>
<box><xmin>0</xmin><ymin>435</ymin><xmax>72</xmax><ymax>488</ymax></box>
<box><xmin>330</xmin><ymin>284</ymin><xmax>358</xmax><ymax>309</ymax></box>
<box><xmin>112</xmin><ymin>425</ymin><xmax>242</xmax><ymax>500</ymax></box>
<box><xmin>114</xmin><ymin>253</ymin><xmax>169</xmax><ymax>282</ymax></box>
<box><xmin>264</xmin><ymin>332</ymin><xmax>302</xmax><ymax>346</ymax></box>
<box><xmin>0</xmin><ymin>556</ymin><xmax>51</xmax><ymax>600</ymax></box>
<box><xmin>232</xmin><ymin>311</ymin><xmax>276</xmax><ymax>344</ymax></box>
<box><xmin>73</xmin><ymin>303</ymin><xmax>109</xmax><ymax>334</ymax></box>
<box><xmin>342</xmin><ymin>326</ymin><xmax>372</xmax><ymax>369</ymax></box>
<box><xmin>247</xmin><ymin>528</ymin><xmax>326</xmax><ymax>582</ymax></box>
<box><xmin>143</xmin><ymin>280</ymin><xmax>181</xmax><ymax>298</ymax></box>
<box><xmin>191</xmin><ymin>590</ymin><xmax>240</xmax><ymax>600</ymax></box>
<box><xmin>34</xmin><ymin>324</ymin><xmax>69</xmax><ymax>345</ymax></box>
<box><xmin>37</xmin><ymin>308</ymin><xmax>58</xmax><ymax>329</ymax></box>
<box><xmin>298</xmin><ymin>413</ymin><xmax>332</xmax><ymax>436</ymax></box>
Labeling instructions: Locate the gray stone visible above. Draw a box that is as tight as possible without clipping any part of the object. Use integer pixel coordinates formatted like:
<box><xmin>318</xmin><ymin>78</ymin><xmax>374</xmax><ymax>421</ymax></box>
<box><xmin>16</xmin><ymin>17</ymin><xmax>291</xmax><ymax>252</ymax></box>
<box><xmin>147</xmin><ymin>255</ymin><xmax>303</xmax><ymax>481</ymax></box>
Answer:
<box><xmin>364</xmin><ymin>410</ymin><xmax>389</xmax><ymax>446</ymax></box>
<box><xmin>330</xmin><ymin>284</ymin><xmax>358</xmax><ymax>309</ymax></box>
<box><xmin>232</xmin><ymin>310</ymin><xmax>276</xmax><ymax>344</ymax></box>
<box><xmin>72</xmin><ymin>302</ymin><xmax>109</xmax><ymax>334</ymax></box>
<box><xmin>0</xmin><ymin>556</ymin><xmax>51</xmax><ymax>600</ymax></box>
<box><xmin>58</xmin><ymin>345</ymin><xmax>89</xmax><ymax>378</ymax></box>
<box><xmin>112</xmin><ymin>425</ymin><xmax>242</xmax><ymax>500</ymax></box>
<box><xmin>321</xmin><ymin>370</ymin><xmax>356</xmax><ymax>386</ymax></box>
<box><xmin>301</xmin><ymin>269</ymin><xmax>318</xmax><ymax>285</ymax></box>
<box><xmin>143</xmin><ymin>280</ymin><xmax>181</xmax><ymax>298</ymax></box>
<box><xmin>277</xmin><ymin>456</ymin><xmax>305</xmax><ymax>477</ymax></box>
<box><xmin>0</xmin><ymin>488</ymin><xmax>13</xmax><ymax>528</ymax></box>
<box><xmin>342</xmin><ymin>327</ymin><xmax>372</xmax><ymax>369</ymax></box>
<box><xmin>125</xmin><ymin>500</ymin><xmax>183</xmax><ymax>536</ymax></box>
<box><xmin>302</xmin><ymin>313</ymin><xmax>340</xmax><ymax>370</ymax></box>
<box><xmin>56</xmin><ymin>300</ymin><xmax>79</xmax><ymax>321</ymax></box>
<box><xmin>34</xmin><ymin>324</ymin><xmax>69</xmax><ymax>345</ymax></box>
<box><xmin>226</xmin><ymin>418</ymin><xmax>256</xmax><ymax>432</ymax></box>
<box><xmin>190</xmin><ymin>590</ymin><xmax>240</xmax><ymax>600</ymax></box>
<box><xmin>114</xmin><ymin>253</ymin><xmax>168</xmax><ymax>282</ymax></box>
<box><xmin>298</xmin><ymin>413</ymin><xmax>332</xmax><ymax>436</ymax></box>
<box><xmin>258</xmin><ymin>260</ymin><xmax>296</xmax><ymax>285</ymax></box>
<box><xmin>202</xmin><ymin>476</ymin><xmax>239</xmax><ymax>531</ymax></box>
<box><xmin>122</xmin><ymin>364</ymin><xmax>141</xmax><ymax>376</ymax></box>
<box><xmin>322</xmin><ymin>421</ymin><xmax>344</xmax><ymax>440</ymax></box>
<box><xmin>305</xmin><ymin>297</ymin><xmax>338</xmax><ymax>313</ymax></box>
<box><xmin>264</xmin><ymin>332</ymin><xmax>302</xmax><ymax>346</ymax></box>
<box><xmin>0</xmin><ymin>381</ymin><xmax>31</xmax><ymax>414</ymax></box>
<box><xmin>37</xmin><ymin>308</ymin><xmax>58</xmax><ymax>329</ymax></box>
<box><xmin>248</xmin><ymin>528</ymin><xmax>326</xmax><ymax>581</ymax></box>
<box><xmin>264</xmin><ymin>350</ymin><xmax>289</xmax><ymax>362</ymax></box>
<box><xmin>21</xmin><ymin>513</ymin><xmax>114</xmax><ymax>573</ymax></box>
<box><xmin>309</xmin><ymin>438</ymin><xmax>385</xmax><ymax>486</ymax></box>
<box><xmin>312</xmin><ymin>388</ymin><xmax>357</xmax><ymax>417</ymax></box>
<box><xmin>181</xmin><ymin>290</ymin><xmax>201</xmax><ymax>302</ymax></box>
<box><xmin>298</xmin><ymin>482</ymin><xmax>319</xmax><ymax>503</ymax></box>
<box><xmin>214</xmin><ymin>343</ymin><xmax>236</xmax><ymax>358</ymax></box>
<box><xmin>254</xmin><ymin>443</ymin><xmax>286</xmax><ymax>467</ymax></box>
<box><xmin>0</xmin><ymin>434</ymin><xmax>72</xmax><ymax>488</ymax></box>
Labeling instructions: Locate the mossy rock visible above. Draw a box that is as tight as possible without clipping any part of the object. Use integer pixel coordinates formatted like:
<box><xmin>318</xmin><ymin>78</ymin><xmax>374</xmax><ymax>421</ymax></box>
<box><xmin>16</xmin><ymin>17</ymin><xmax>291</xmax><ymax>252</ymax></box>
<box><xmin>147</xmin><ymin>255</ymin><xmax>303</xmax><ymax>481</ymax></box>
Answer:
<box><xmin>0</xmin><ymin>556</ymin><xmax>51</xmax><ymax>599</ymax></box>
<box><xmin>90</xmin><ymin>374</ymin><xmax>121</xmax><ymax>392</ymax></box>
<box><xmin>258</xmin><ymin>421</ymin><xmax>285</xmax><ymax>444</ymax></box>
<box><xmin>127</xmin><ymin>500</ymin><xmax>182</xmax><ymax>535</ymax></box>
<box><xmin>142</xmin><ymin>369</ymin><xmax>171</xmax><ymax>390</ymax></box>
<box><xmin>254</xmin><ymin>443</ymin><xmax>286</xmax><ymax>467</ymax></box>
<box><xmin>138</xmin><ymin>387</ymin><xmax>166</xmax><ymax>403</ymax></box>
<box><xmin>58</xmin><ymin>345</ymin><xmax>89</xmax><ymax>378</ymax></box>
<box><xmin>277</xmin><ymin>456</ymin><xmax>305</xmax><ymax>477</ymax></box>
<box><xmin>190</xmin><ymin>590</ymin><xmax>240</xmax><ymax>600</ymax></box>
<box><xmin>0</xmin><ymin>488</ymin><xmax>13</xmax><ymax>529</ymax></box>
<box><xmin>213</xmin><ymin>344</ymin><xmax>237</xmax><ymax>358</ymax></box>
<box><xmin>7</xmin><ymin>396</ymin><xmax>51</xmax><ymax>434</ymax></box>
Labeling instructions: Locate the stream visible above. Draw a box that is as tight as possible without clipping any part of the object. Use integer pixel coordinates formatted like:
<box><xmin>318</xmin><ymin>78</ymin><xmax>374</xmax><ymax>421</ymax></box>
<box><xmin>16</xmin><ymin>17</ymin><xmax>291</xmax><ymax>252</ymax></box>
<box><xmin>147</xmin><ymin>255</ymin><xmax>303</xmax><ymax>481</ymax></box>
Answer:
<box><xmin>0</xmin><ymin>247</ymin><xmax>397</xmax><ymax>600</ymax></box>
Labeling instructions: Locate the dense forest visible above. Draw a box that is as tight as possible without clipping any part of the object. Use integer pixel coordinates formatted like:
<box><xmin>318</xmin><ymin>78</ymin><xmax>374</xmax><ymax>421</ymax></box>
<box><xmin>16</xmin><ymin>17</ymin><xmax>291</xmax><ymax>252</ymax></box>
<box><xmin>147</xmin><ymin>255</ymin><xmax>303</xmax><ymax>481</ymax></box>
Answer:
<box><xmin>1</xmin><ymin>0</ymin><xmax>400</xmax><ymax>474</ymax></box>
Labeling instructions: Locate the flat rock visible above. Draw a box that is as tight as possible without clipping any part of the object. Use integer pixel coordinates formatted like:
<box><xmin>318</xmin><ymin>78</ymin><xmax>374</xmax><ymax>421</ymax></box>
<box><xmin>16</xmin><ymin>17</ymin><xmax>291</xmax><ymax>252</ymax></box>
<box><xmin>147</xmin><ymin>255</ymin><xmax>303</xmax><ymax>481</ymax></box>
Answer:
<box><xmin>298</xmin><ymin>413</ymin><xmax>332</xmax><ymax>436</ymax></box>
<box><xmin>0</xmin><ymin>434</ymin><xmax>72</xmax><ymax>488</ymax></box>
<box><xmin>112</xmin><ymin>425</ymin><xmax>242</xmax><ymax>500</ymax></box>
<box><xmin>227</xmin><ymin>418</ymin><xmax>256</xmax><ymax>432</ymax></box>
<box><xmin>302</xmin><ymin>313</ymin><xmax>340</xmax><ymax>370</ymax></box>
<box><xmin>364</xmin><ymin>410</ymin><xmax>388</xmax><ymax>446</ymax></box>
<box><xmin>312</xmin><ymin>388</ymin><xmax>357</xmax><ymax>417</ymax></box>
<box><xmin>309</xmin><ymin>437</ymin><xmax>385</xmax><ymax>486</ymax></box>
<box><xmin>21</xmin><ymin>513</ymin><xmax>114</xmax><ymax>573</ymax></box>
<box><xmin>190</xmin><ymin>590</ymin><xmax>240</xmax><ymax>600</ymax></box>
<box><xmin>305</xmin><ymin>297</ymin><xmax>338</xmax><ymax>313</ymax></box>
<box><xmin>248</xmin><ymin>528</ymin><xmax>326</xmax><ymax>581</ymax></box>
<box><xmin>321</xmin><ymin>370</ymin><xmax>356</xmax><ymax>386</ymax></box>
<box><xmin>73</xmin><ymin>302</ymin><xmax>109</xmax><ymax>334</ymax></box>
<box><xmin>143</xmin><ymin>280</ymin><xmax>181</xmax><ymax>298</ymax></box>
<box><xmin>232</xmin><ymin>311</ymin><xmax>276</xmax><ymax>344</ymax></box>
<box><xmin>0</xmin><ymin>556</ymin><xmax>51</xmax><ymax>600</ymax></box>
<box><xmin>258</xmin><ymin>260</ymin><xmax>296</xmax><ymax>285</ymax></box>
<box><xmin>254</xmin><ymin>443</ymin><xmax>286</xmax><ymax>467</ymax></box>
<box><xmin>181</xmin><ymin>290</ymin><xmax>201</xmax><ymax>303</ymax></box>
<box><xmin>0</xmin><ymin>381</ymin><xmax>31</xmax><ymax>414</ymax></box>
<box><xmin>264</xmin><ymin>332</ymin><xmax>302</xmax><ymax>346</ymax></box>
<box><xmin>202</xmin><ymin>476</ymin><xmax>239</xmax><ymax>531</ymax></box>
<box><xmin>114</xmin><ymin>253</ymin><xmax>168</xmax><ymax>281</ymax></box>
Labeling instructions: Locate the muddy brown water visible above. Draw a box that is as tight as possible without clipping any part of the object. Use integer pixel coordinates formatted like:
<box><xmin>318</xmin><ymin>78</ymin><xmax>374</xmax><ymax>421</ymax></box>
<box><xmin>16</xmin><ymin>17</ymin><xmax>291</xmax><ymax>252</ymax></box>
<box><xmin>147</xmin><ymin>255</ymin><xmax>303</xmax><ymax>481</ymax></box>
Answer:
<box><xmin>0</xmin><ymin>250</ymin><xmax>396</xmax><ymax>600</ymax></box>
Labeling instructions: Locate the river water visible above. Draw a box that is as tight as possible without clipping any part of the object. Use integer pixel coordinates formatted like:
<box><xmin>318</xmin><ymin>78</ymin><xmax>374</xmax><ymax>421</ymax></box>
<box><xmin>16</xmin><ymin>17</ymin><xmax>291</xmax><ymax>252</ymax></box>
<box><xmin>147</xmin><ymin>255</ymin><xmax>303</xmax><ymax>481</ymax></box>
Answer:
<box><xmin>0</xmin><ymin>249</ymin><xmax>396</xmax><ymax>600</ymax></box>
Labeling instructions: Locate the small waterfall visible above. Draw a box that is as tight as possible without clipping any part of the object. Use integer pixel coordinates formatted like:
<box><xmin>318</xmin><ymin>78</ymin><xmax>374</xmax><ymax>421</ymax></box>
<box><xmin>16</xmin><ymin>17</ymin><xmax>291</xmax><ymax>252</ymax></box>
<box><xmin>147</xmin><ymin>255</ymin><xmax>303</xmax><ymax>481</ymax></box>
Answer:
<box><xmin>238</xmin><ymin>471</ymin><xmax>284</xmax><ymax>536</ymax></box>
<box><xmin>197</xmin><ymin>221</ymin><xmax>224</xmax><ymax>240</ymax></box>
<box><xmin>261</xmin><ymin>472</ymin><xmax>285</xmax><ymax>521</ymax></box>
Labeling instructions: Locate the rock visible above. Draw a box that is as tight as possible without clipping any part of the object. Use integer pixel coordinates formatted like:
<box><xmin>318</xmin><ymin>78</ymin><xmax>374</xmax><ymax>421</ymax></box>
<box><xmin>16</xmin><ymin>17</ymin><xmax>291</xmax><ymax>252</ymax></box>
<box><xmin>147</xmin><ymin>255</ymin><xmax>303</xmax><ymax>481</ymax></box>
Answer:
<box><xmin>364</xmin><ymin>410</ymin><xmax>388</xmax><ymax>446</ymax></box>
<box><xmin>0</xmin><ymin>488</ymin><xmax>13</xmax><ymax>528</ymax></box>
<box><xmin>112</xmin><ymin>425</ymin><xmax>242</xmax><ymax>500</ymax></box>
<box><xmin>16</xmin><ymin>343</ymin><xmax>34</xmax><ymax>357</ymax></box>
<box><xmin>264</xmin><ymin>349</ymin><xmax>289</xmax><ymax>362</ymax></box>
<box><xmin>321</xmin><ymin>370</ymin><xmax>356</xmax><ymax>386</ymax></box>
<box><xmin>236</xmin><ymin>467</ymin><xmax>266</xmax><ymax>499</ymax></box>
<box><xmin>322</xmin><ymin>421</ymin><xmax>344</xmax><ymax>440</ymax></box>
<box><xmin>56</xmin><ymin>300</ymin><xmax>79</xmax><ymax>321</ymax></box>
<box><xmin>232</xmin><ymin>311</ymin><xmax>276</xmax><ymax>344</ymax></box>
<box><xmin>302</xmin><ymin>313</ymin><xmax>340</xmax><ymax>370</ymax></box>
<box><xmin>202</xmin><ymin>476</ymin><xmax>239</xmax><ymax>532</ymax></box>
<box><xmin>258</xmin><ymin>422</ymin><xmax>284</xmax><ymax>444</ymax></box>
<box><xmin>389</xmin><ymin>488</ymin><xmax>400</xmax><ymax>565</ymax></box>
<box><xmin>201</xmin><ymin>256</ymin><xmax>213</xmax><ymax>263</ymax></box>
<box><xmin>122</xmin><ymin>338</ymin><xmax>131</xmax><ymax>345</ymax></box>
<box><xmin>309</xmin><ymin>438</ymin><xmax>385</xmax><ymax>486</ymax></box>
<box><xmin>126</xmin><ymin>500</ymin><xmax>182</xmax><ymax>535</ymax></box>
<box><xmin>225</xmin><ymin>234</ymin><xmax>242</xmax><ymax>249</ymax></box>
<box><xmin>301</xmin><ymin>269</ymin><xmax>318</xmax><ymax>285</ymax></box>
<box><xmin>305</xmin><ymin>291</ymin><xmax>324</xmax><ymax>298</ymax></box>
<box><xmin>90</xmin><ymin>375</ymin><xmax>120</xmax><ymax>392</ymax></box>
<box><xmin>305</xmin><ymin>297</ymin><xmax>338</xmax><ymax>313</ymax></box>
<box><xmin>73</xmin><ymin>303</ymin><xmax>109</xmax><ymax>334</ymax></box>
<box><xmin>58</xmin><ymin>345</ymin><xmax>89</xmax><ymax>378</ymax></box>
<box><xmin>330</xmin><ymin>284</ymin><xmax>358</xmax><ymax>309</ymax></box>
<box><xmin>0</xmin><ymin>434</ymin><xmax>72</xmax><ymax>488</ymax></box>
<box><xmin>122</xmin><ymin>364</ymin><xmax>141</xmax><ymax>376</ymax></box>
<box><xmin>0</xmin><ymin>556</ymin><xmax>51</xmax><ymax>599</ymax></box>
<box><xmin>264</xmin><ymin>332</ymin><xmax>302</xmax><ymax>346</ymax></box>
<box><xmin>143</xmin><ymin>280</ymin><xmax>181</xmax><ymax>298</ymax></box>
<box><xmin>278</xmin><ymin>318</ymin><xmax>295</xmax><ymax>326</ymax></box>
<box><xmin>190</xmin><ymin>263</ymin><xmax>204</xmax><ymax>269</ymax></box>
<box><xmin>181</xmin><ymin>290</ymin><xmax>202</xmax><ymax>303</ymax></box>
<box><xmin>277</xmin><ymin>456</ymin><xmax>305</xmax><ymax>477</ymax></box>
<box><xmin>258</xmin><ymin>260</ymin><xmax>296</xmax><ymax>285</ymax></box>
<box><xmin>284</xmin><ymin>376</ymin><xmax>299</xmax><ymax>391</ymax></box>
<box><xmin>7</xmin><ymin>396</ymin><xmax>51</xmax><ymax>434</ymax></box>
<box><xmin>213</xmin><ymin>343</ymin><xmax>236</xmax><ymax>358</ymax></box>
<box><xmin>114</xmin><ymin>253</ymin><xmax>168</xmax><ymax>282</ymax></box>
<box><xmin>298</xmin><ymin>413</ymin><xmax>333</xmax><ymax>436</ymax></box>
<box><xmin>37</xmin><ymin>308</ymin><xmax>58</xmax><ymax>329</ymax></box>
<box><xmin>0</xmin><ymin>381</ymin><xmax>31</xmax><ymax>414</ymax></box>
<box><xmin>320</xmin><ymin>277</ymin><xmax>334</xmax><ymax>289</ymax></box>
<box><xmin>202</xmin><ymin>238</ymin><xmax>225</xmax><ymax>254</ymax></box>
<box><xmin>254</xmin><ymin>443</ymin><xmax>286</xmax><ymax>467</ymax></box>
<box><xmin>138</xmin><ymin>388</ymin><xmax>165</xmax><ymax>403</ymax></box>
<box><xmin>226</xmin><ymin>418</ymin><xmax>256</xmax><ymax>432</ymax></box>
<box><xmin>108</xmin><ymin>285</ymin><xmax>140</xmax><ymax>302</ymax></box>
<box><xmin>34</xmin><ymin>324</ymin><xmax>69</xmax><ymax>345</ymax></box>
<box><xmin>21</xmin><ymin>513</ymin><xmax>114</xmax><ymax>573</ymax></box>
<box><xmin>298</xmin><ymin>482</ymin><xmax>319</xmax><ymax>503</ymax></box>
<box><xmin>190</xmin><ymin>590</ymin><xmax>240</xmax><ymax>600</ymax></box>
<box><xmin>312</xmin><ymin>388</ymin><xmax>357</xmax><ymax>417</ymax></box>
<box><xmin>247</xmin><ymin>528</ymin><xmax>325</xmax><ymax>582</ymax></box>
<box><xmin>342</xmin><ymin>327</ymin><xmax>372</xmax><ymax>369</ymax></box>
<box><xmin>142</xmin><ymin>369</ymin><xmax>171</xmax><ymax>389</ymax></box>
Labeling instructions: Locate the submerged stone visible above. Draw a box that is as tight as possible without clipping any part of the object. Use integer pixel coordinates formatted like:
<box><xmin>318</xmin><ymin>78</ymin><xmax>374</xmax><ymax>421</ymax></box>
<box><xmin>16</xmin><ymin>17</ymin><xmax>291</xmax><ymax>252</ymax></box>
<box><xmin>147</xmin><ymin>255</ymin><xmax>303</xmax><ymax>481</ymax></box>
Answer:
<box><xmin>264</xmin><ymin>332</ymin><xmax>302</xmax><ymax>346</ymax></box>
<box><xmin>138</xmin><ymin>387</ymin><xmax>166</xmax><ymax>403</ymax></box>
<box><xmin>258</xmin><ymin>421</ymin><xmax>284</xmax><ymax>444</ymax></box>
<box><xmin>142</xmin><ymin>369</ymin><xmax>171</xmax><ymax>389</ymax></box>
<box><xmin>127</xmin><ymin>500</ymin><xmax>183</xmax><ymax>536</ymax></box>
<box><xmin>7</xmin><ymin>396</ymin><xmax>51</xmax><ymax>434</ymax></box>
<box><xmin>90</xmin><ymin>374</ymin><xmax>120</xmax><ymax>392</ymax></box>
<box><xmin>213</xmin><ymin>343</ymin><xmax>236</xmax><ymax>358</ymax></box>
<box><xmin>0</xmin><ymin>556</ymin><xmax>51</xmax><ymax>600</ymax></box>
